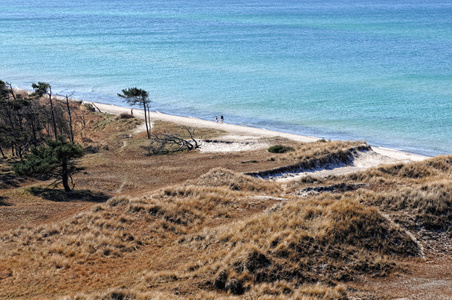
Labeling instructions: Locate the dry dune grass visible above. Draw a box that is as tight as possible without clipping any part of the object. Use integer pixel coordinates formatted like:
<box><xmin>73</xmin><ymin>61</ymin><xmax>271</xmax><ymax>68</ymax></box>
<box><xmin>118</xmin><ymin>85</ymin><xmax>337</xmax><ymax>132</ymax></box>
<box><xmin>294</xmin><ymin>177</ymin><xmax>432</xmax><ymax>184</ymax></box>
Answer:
<box><xmin>344</xmin><ymin>156</ymin><xmax>452</xmax><ymax>232</ymax></box>
<box><xmin>0</xmin><ymin>169</ymin><xmax>287</xmax><ymax>298</ymax></box>
<box><xmin>286</xmin><ymin>140</ymin><xmax>367</xmax><ymax>161</ymax></box>
<box><xmin>1</xmin><ymin>155</ymin><xmax>451</xmax><ymax>298</ymax></box>
<box><xmin>191</xmin><ymin>168</ymin><xmax>282</xmax><ymax>194</ymax></box>
<box><xmin>0</xmin><ymin>168</ymin><xmax>374</xmax><ymax>299</ymax></box>
<box><xmin>0</xmin><ymin>103</ymin><xmax>451</xmax><ymax>299</ymax></box>
<box><xmin>175</xmin><ymin>195</ymin><xmax>417</xmax><ymax>297</ymax></box>
<box><xmin>348</xmin><ymin>155</ymin><xmax>452</xmax><ymax>183</ymax></box>
<box><xmin>71</xmin><ymin>284</ymin><xmax>346</xmax><ymax>300</ymax></box>
<box><xmin>338</xmin><ymin>156</ymin><xmax>452</xmax><ymax>258</ymax></box>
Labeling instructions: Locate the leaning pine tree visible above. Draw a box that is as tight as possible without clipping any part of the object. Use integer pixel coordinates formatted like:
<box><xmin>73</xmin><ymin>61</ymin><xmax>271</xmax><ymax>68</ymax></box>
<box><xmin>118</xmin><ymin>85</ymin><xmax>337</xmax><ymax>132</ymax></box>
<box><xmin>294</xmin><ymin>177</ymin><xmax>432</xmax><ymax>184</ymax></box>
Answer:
<box><xmin>118</xmin><ymin>87</ymin><xmax>151</xmax><ymax>139</ymax></box>
<box><xmin>13</xmin><ymin>137</ymin><xmax>84</xmax><ymax>192</ymax></box>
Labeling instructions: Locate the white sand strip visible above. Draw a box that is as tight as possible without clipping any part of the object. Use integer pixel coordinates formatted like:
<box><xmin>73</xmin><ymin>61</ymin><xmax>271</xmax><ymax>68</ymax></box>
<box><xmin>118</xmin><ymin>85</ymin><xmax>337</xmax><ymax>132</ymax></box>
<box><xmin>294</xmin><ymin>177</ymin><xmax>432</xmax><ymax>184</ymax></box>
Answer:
<box><xmin>89</xmin><ymin>101</ymin><xmax>430</xmax><ymax>165</ymax></box>
<box><xmin>91</xmin><ymin>102</ymin><xmax>320</xmax><ymax>143</ymax></box>
<box><xmin>372</xmin><ymin>146</ymin><xmax>427</xmax><ymax>163</ymax></box>
<box><xmin>275</xmin><ymin>148</ymin><xmax>422</xmax><ymax>182</ymax></box>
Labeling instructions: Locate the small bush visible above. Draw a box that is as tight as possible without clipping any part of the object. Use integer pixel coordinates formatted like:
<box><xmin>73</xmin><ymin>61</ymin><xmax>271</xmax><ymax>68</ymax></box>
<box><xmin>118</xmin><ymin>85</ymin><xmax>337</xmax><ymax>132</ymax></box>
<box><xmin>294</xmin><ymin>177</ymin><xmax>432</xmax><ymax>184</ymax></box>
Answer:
<box><xmin>267</xmin><ymin>145</ymin><xmax>294</xmax><ymax>154</ymax></box>
<box><xmin>118</xmin><ymin>113</ymin><xmax>135</xmax><ymax>119</ymax></box>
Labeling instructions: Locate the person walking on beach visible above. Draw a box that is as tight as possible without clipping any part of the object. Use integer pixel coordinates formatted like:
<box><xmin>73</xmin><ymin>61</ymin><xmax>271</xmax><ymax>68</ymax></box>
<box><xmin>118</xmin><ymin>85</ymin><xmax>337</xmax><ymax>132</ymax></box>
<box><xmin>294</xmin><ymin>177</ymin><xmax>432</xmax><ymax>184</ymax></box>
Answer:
<box><xmin>215</xmin><ymin>116</ymin><xmax>219</xmax><ymax>123</ymax></box>
<box><xmin>220</xmin><ymin>115</ymin><xmax>224</xmax><ymax>123</ymax></box>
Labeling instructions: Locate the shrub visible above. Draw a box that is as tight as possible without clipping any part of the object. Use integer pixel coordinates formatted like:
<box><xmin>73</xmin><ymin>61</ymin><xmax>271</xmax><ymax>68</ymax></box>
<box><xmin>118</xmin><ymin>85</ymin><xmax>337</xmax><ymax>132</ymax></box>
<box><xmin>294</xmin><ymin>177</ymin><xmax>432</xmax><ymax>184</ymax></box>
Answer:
<box><xmin>267</xmin><ymin>145</ymin><xmax>294</xmax><ymax>154</ymax></box>
<box><xmin>118</xmin><ymin>113</ymin><xmax>135</xmax><ymax>119</ymax></box>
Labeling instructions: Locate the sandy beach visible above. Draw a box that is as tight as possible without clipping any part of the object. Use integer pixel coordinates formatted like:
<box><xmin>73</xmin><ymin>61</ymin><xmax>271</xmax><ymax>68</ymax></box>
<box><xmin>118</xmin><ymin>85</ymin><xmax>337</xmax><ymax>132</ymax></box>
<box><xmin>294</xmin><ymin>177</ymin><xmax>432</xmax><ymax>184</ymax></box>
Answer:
<box><xmin>87</xmin><ymin>100</ymin><xmax>429</xmax><ymax>180</ymax></box>
<box><xmin>16</xmin><ymin>88</ymin><xmax>431</xmax><ymax>164</ymax></box>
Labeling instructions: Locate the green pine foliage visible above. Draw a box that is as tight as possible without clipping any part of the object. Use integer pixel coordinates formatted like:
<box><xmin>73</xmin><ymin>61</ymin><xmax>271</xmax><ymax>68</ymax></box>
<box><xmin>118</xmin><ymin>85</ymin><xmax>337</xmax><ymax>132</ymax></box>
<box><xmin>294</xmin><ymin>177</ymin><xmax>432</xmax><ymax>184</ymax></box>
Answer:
<box><xmin>118</xmin><ymin>87</ymin><xmax>151</xmax><ymax>139</ymax></box>
<box><xmin>13</xmin><ymin>138</ymin><xmax>84</xmax><ymax>191</ymax></box>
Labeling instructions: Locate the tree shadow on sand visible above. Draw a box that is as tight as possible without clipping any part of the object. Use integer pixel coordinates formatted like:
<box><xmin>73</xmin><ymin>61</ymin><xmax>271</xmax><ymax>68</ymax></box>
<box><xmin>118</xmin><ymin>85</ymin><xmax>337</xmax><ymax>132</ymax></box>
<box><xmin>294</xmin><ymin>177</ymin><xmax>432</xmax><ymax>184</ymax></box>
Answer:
<box><xmin>0</xmin><ymin>170</ymin><xmax>26</xmax><ymax>189</ymax></box>
<box><xmin>0</xmin><ymin>196</ymin><xmax>12</xmax><ymax>206</ymax></box>
<box><xmin>28</xmin><ymin>187</ymin><xmax>110</xmax><ymax>203</ymax></box>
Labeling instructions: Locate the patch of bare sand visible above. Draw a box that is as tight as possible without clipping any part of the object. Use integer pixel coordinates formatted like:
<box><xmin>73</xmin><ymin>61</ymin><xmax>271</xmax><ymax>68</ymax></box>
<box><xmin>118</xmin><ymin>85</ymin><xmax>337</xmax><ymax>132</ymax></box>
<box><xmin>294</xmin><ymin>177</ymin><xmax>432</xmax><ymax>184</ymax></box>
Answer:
<box><xmin>277</xmin><ymin>147</ymin><xmax>428</xmax><ymax>182</ymax></box>
<box><xmin>198</xmin><ymin>135</ymin><xmax>271</xmax><ymax>153</ymax></box>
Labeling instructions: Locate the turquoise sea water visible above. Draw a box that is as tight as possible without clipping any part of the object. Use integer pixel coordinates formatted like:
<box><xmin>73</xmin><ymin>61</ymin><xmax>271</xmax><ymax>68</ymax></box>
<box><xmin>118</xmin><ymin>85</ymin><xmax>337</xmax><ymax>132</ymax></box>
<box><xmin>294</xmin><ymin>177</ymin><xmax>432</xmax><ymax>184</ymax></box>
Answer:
<box><xmin>1</xmin><ymin>0</ymin><xmax>451</xmax><ymax>156</ymax></box>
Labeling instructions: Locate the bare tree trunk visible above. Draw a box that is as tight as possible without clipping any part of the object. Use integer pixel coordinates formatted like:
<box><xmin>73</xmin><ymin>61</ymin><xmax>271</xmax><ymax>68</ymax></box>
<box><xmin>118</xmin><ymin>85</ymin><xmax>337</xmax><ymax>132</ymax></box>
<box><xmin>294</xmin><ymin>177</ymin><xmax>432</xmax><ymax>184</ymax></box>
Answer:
<box><xmin>66</xmin><ymin>95</ymin><xmax>74</xmax><ymax>142</ymax></box>
<box><xmin>0</xmin><ymin>146</ymin><xmax>6</xmax><ymax>158</ymax></box>
<box><xmin>147</xmin><ymin>127</ymin><xmax>199</xmax><ymax>154</ymax></box>
<box><xmin>147</xmin><ymin>103</ymin><xmax>152</xmax><ymax>134</ymax></box>
<box><xmin>62</xmin><ymin>159</ymin><xmax>71</xmax><ymax>192</ymax></box>
<box><xmin>143</xmin><ymin>100</ymin><xmax>151</xmax><ymax>139</ymax></box>
<box><xmin>6</xmin><ymin>107</ymin><xmax>19</xmax><ymax>157</ymax></box>
<box><xmin>6</xmin><ymin>82</ymin><xmax>16</xmax><ymax>100</ymax></box>
<box><xmin>29</xmin><ymin>111</ymin><xmax>38</xmax><ymax>147</ymax></box>
<box><xmin>48</xmin><ymin>87</ymin><xmax>58</xmax><ymax>141</ymax></box>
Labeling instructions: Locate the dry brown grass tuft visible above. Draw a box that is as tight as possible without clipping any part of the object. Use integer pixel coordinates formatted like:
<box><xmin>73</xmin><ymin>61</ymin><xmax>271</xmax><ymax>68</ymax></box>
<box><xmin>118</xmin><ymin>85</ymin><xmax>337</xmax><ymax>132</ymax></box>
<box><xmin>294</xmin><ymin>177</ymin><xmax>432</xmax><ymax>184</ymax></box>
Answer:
<box><xmin>175</xmin><ymin>192</ymin><xmax>418</xmax><ymax>296</ymax></box>
<box><xmin>359</xmin><ymin>183</ymin><xmax>452</xmax><ymax>234</ymax></box>
<box><xmin>247</xmin><ymin>282</ymin><xmax>347</xmax><ymax>299</ymax></box>
<box><xmin>70</xmin><ymin>283</ymin><xmax>346</xmax><ymax>300</ymax></box>
<box><xmin>343</xmin><ymin>156</ymin><xmax>452</xmax><ymax>238</ymax></box>
<box><xmin>1</xmin><ymin>101</ymin><xmax>450</xmax><ymax>299</ymax></box>
<box><xmin>0</xmin><ymin>169</ymin><xmax>289</xmax><ymax>298</ymax></box>
<box><xmin>348</xmin><ymin>155</ymin><xmax>452</xmax><ymax>183</ymax></box>
<box><xmin>193</xmin><ymin>168</ymin><xmax>282</xmax><ymax>194</ymax></box>
<box><xmin>2</xmin><ymin>153</ymin><xmax>450</xmax><ymax>298</ymax></box>
<box><xmin>1</xmin><ymin>199</ymin><xmax>143</xmax><ymax>262</ymax></box>
<box><xmin>286</xmin><ymin>140</ymin><xmax>367</xmax><ymax>161</ymax></box>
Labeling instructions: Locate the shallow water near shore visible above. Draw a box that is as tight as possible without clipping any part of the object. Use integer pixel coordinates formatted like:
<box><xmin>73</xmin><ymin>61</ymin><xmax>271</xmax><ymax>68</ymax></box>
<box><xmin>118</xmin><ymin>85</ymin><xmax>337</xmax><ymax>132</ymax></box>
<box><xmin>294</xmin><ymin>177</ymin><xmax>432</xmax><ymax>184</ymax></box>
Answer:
<box><xmin>1</xmin><ymin>0</ymin><xmax>451</xmax><ymax>156</ymax></box>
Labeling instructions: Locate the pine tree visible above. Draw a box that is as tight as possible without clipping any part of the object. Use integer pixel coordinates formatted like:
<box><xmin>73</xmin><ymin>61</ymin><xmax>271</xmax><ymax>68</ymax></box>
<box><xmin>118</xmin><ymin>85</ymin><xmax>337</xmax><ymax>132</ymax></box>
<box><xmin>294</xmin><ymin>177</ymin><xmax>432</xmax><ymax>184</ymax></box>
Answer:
<box><xmin>118</xmin><ymin>87</ymin><xmax>151</xmax><ymax>139</ymax></box>
<box><xmin>13</xmin><ymin>137</ymin><xmax>84</xmax><ymax>192</ymax></box>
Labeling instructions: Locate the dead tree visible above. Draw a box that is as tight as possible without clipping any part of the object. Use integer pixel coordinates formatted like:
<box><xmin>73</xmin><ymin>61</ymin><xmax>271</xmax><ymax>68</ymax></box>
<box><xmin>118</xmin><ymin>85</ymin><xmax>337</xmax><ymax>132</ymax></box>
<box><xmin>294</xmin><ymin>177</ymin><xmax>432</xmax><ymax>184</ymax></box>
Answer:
<box><xmin>32</xmin><ymin>82</ymin><xmax>58</xmax><ymax>141</ymax></box>
<box><xmin>65</xmin><ymin>94</ymin><xmax>75</xmax><ymax>142</ymax></box>
<box><xmin>142</xmin><ymin>127</ymin><xmax>199</xmax><ymax>155</ymax></box>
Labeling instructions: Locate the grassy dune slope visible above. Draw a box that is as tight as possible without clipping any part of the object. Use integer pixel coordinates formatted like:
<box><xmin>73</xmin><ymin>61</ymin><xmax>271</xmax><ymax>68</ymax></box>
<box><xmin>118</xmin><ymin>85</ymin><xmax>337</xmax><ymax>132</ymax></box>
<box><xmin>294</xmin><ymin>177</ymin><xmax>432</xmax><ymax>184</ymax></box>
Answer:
<box><xmin>0</xmin><ymin>103</ymin><xmax>451</xmax><ymax>299</ymax></box>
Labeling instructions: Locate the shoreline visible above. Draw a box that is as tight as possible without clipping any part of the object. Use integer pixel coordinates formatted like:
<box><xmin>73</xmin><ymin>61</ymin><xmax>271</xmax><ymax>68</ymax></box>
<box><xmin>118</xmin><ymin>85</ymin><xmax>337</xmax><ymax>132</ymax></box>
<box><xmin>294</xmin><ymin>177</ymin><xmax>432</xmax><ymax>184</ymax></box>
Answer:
<box><xmin>9</xmin><ymin>87</ymin><xmax>430</xmax><ymax>163</ymax></box>
<box><xmin>11</xmin><ymin>87</ymin><xmax>438</xmax><ymax>159</ymax></box>
<box><xmin>89</xmin><ymin>101</ymin><xmax>429</xmax><ymax>164</ymax></box>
